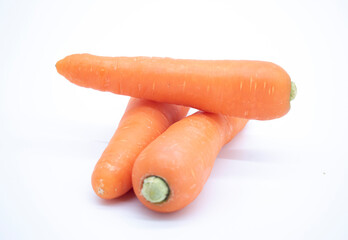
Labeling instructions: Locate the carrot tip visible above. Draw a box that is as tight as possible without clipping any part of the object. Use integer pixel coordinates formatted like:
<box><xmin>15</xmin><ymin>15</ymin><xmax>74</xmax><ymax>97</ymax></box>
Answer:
<box><xmin>290</xmin><ymin>81</ymin><xmax>297</xmax><ymax>101</ymax></box>
<box><xmin>141</xmin><ymin>176</ymin><xmax>169</xmax><ymax>203</ymax></box>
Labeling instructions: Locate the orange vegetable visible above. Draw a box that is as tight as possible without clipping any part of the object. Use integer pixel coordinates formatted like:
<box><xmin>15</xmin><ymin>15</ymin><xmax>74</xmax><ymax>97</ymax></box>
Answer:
<box><xmin>132</xmin><ymin>112</ymin><xmax>248</xmax><ymax>212</ymax></box>
<box><xmin>56</xmin><ymin>54</ymin><xmax>296</xmax><ymax>120</ymax></box>
<box><xmin>92</xmin><ymin>98</ymin><xmax>189</xmax><ymax>199</ymax></box>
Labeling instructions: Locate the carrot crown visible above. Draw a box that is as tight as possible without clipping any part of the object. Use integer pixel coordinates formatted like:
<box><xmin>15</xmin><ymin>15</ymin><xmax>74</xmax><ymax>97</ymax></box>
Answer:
<box><xmin>290</xmin><ymin>81</ymin><xmax>297</xmax><ymax>101</ymax></box>
<box><xmin>141</xmin><ymin>176</ymin><xmax>169</xmax><ymax>203</ymax></box>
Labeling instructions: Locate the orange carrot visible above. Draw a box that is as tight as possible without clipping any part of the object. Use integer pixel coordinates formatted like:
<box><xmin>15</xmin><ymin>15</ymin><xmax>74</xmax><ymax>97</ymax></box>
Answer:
<box><xmin>56</xmin><ymin>54</ymin><xmax>296</xmax><ymax>120</ymax></box>
<box><xmin>92</xmin><ymin>98</ymin><xmax>189</xmax><ymax>199</ymax></box>
<box><xmin>132</xmin><ymin>112</ymin><xmax>248</xmax><ymax>212</ymax></box>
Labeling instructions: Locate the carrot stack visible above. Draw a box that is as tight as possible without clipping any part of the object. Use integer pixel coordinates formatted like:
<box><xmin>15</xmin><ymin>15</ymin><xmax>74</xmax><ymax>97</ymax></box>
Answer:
<box><xmin>56</xmin><ymin>53</ymin><xmax>296</xmax><ymax>213</ymax></box>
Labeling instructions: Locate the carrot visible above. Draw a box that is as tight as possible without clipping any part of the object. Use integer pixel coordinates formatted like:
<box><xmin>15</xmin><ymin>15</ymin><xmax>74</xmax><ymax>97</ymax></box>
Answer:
<box><xmin>56</xmin><ymin>54</ymin><xmax>296</xmax><ymax>120</ymax></box>
<box><xmin>131</xmin><ymin>112</ymin><xmax>248</xmax><ymax>212</ymax></box>
<box><xmin>91</xmin><ymin>98</ymin><xmax>189</xmax><ymax>199</ymax></box>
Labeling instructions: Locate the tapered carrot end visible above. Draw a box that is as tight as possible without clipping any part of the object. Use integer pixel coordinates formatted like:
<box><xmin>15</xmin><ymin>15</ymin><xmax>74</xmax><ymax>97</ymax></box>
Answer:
<box><xmin>290</xmin><ymin>81</ymin><xmax>297</xmax><ymax>101</ymax></box>
<box><xmin>141</xmin><ymin>176</ymin><xmax>169</xmax><ymax>203</ymax></box>
<box><xmin>55</xmin><ymin>58</ymin><xmax>65</xmax><ymax>76</ymax></box>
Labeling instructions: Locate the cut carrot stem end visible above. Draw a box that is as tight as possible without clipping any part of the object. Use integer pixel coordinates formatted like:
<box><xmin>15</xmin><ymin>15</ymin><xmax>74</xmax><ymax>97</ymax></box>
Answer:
<box><xmin>290</xmin><ymin>81</ymin><xmax>297</xmax><ymax>101</ymax></box>
<box><xmin>141</xmin><ymin>176</ymin><xmax>169</xmax><ymax>203</ymax></box>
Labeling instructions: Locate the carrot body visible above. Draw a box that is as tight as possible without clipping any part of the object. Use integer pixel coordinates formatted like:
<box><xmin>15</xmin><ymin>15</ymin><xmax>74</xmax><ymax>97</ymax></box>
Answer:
<box><xmin>56</xmin><ymin>54</ymin><xmax>293</xmax><ymax>120</ymax></box>
<box><xmin>91</xmin><ymin>98</ymin><xmax>189</xmax><ymax>199</ymax></box>
<box><xmin>132</xmin><ymin>112</ymin><xmax>248</xmax><ymax>212</ymax></box>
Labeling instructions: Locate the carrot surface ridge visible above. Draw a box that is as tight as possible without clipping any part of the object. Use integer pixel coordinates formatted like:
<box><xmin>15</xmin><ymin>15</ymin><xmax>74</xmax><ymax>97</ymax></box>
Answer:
<box><xmin>132</xmin><ymin>112</ymin><xmax>248</xmax><ymax>212</ymax></box>
<box><xmin>56</xmin><ymin>54</ymin><xmax>295</xmax><ymax>120</ymax></box>
<box><xmin>91</xmin><ymin>98</ymin><xmax>189</xmax><ymax>199</ymax></box>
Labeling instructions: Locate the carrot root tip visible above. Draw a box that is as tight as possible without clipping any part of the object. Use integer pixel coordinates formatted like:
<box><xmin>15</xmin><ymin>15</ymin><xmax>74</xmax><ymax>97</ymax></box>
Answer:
<box><xmin>141</xmin><ymin>176</ymin><xmax>169</xmax><ymax>203</ymax></box>
<box><xmin>290</xmin><ymin>81</ymin><xmax>297</xmax><ymax>101</ymax></box>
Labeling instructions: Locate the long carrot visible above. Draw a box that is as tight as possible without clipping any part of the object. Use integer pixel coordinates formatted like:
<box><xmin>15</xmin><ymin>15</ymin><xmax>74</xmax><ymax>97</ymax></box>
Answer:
<box><xmin>92</xmin><ymin>98</ymin><xmax>189</xmax><ymax>199</ymax></box>
<box><xmin>56</xmin><ymin>54</ymin><xmax>296</xmax><ymax>120</ymax></box>
<box><xmin>131</xmin><ymin>112</ymin><xmax>248</xmax><ymax>212</ymax></box>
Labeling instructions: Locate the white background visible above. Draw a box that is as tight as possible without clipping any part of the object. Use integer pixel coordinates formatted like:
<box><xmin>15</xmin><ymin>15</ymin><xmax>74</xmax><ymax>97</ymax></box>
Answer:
<box><xmin>1</xmin><ymin>0</ymin><xmax>347</xmax><ymax>239</ymax></box>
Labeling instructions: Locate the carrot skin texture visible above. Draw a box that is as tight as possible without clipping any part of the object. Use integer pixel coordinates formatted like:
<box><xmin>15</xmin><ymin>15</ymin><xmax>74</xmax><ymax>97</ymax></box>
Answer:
<box><xmin>132</xmin><ymin>112</ymin><xmax>248</xmax><ymax>212</ymax></box>
<box><xmin>91</xmin><ymin>98</ymin><xmax>189</xmax><ymax>199</ymax></box>
<box><xmin>56</xmin><ymin>54</ymin><xmax>292</xmax><ymax>120</ymax></box>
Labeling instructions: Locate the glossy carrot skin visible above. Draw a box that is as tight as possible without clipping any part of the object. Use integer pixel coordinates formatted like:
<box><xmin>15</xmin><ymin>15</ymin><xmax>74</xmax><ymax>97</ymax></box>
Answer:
<box><xmin>92</xmin><ymin>98</ymin><xmax>189</xmax><ymax>199</ymax></box>
<box><xmin>56</xmin><ymin>54</ymin><xmax>291</xmax><ymax>120</ymax></box>
<box><xmin>132</xmin><ymin>112</ymin><xmax>248</xmax><ymax>212</ymax></box>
